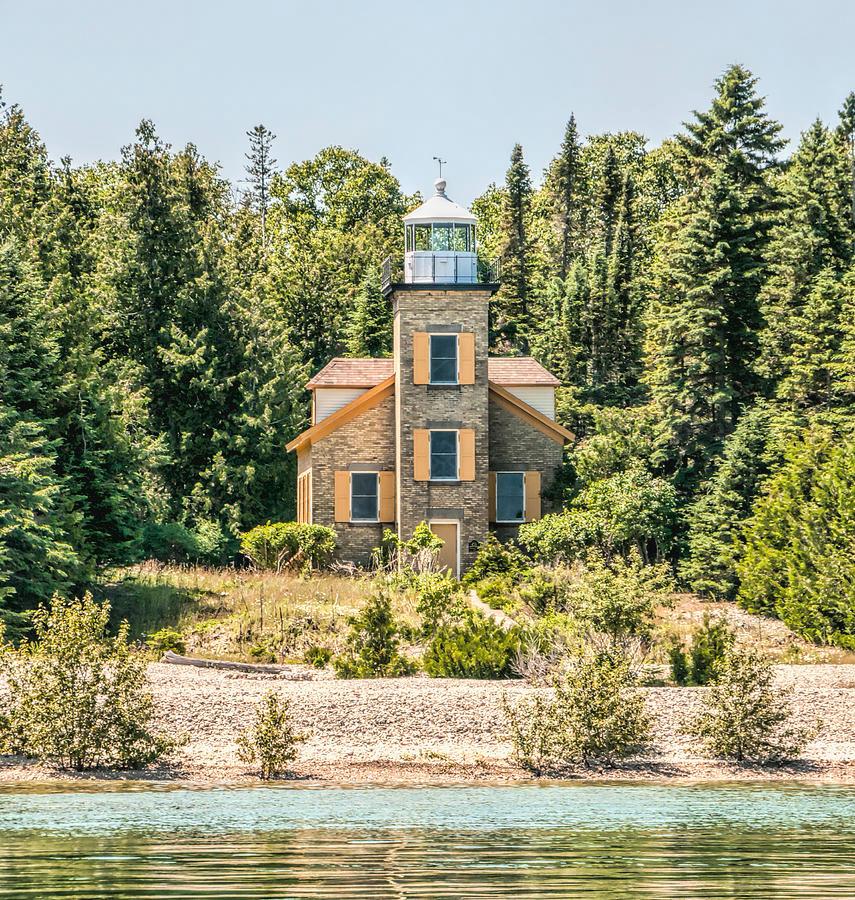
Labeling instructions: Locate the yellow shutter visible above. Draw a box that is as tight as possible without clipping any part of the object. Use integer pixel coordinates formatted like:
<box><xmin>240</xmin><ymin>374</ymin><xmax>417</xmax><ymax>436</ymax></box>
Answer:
<box><xmin>413</xmin><ymin>332</ymin><xmax>429</xmax><ymax>384</ymax></box>
<box><xmin>334</xmin><ymin>471</ymin><xmax>350</xmax><ymax>522</ymax></box>
<box><xmin>488</xmin><ymin>471</ymin><xmax>496</xmax><ymax>522</ymax></box>
<box><xmin>296</xmin><ymin>474</ymin><xmax>304</xmax><ymax>523</ymax></box>
<box><xmin>459</xmin><ymin>429</ymin><xmax>475</xmax><ymax>481</ymax></box>
<box><xmin>413</xmin><ymin>429</ymin><xmax>430</xmax><ymax>480</ymax></box>
<box><xmin>379</xmin><ymin>471</ymin><xmax>396</xmax><ymax>522</ymax></box>
<box><xmin>524</xmin><ymin>471</ymin><xmax>542</xmax><ymax>522</ymax></box>
<box><xmin>458</xmin><ymin>332</ymin><xmax>475</xmax><ymax>384</ymax></box>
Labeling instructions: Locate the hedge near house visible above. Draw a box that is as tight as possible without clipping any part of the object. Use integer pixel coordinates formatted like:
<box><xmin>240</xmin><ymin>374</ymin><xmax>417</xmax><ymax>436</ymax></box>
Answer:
<box><xmin>240</xmin><ymin>522</ymin><xmax>337</xmax><ymax>573</ymax></box>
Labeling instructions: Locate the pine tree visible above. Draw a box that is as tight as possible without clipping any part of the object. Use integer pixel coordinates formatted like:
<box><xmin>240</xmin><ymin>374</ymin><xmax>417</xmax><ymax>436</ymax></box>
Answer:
<box><xmin>599</xmin><ymin>145</ymin><xmax>623</xmax><ymax>258</ymax></box>
<box><xmin>758</xmin><ymin>120</ymin><xmax>853</xmax><ymax>383</ymax></box>
<box><xmin>647</xmin><ymin>66</ymin><xmax>784</xmax><ymax>490</ymax></box>
<box><xmin>548</xmin><ymin>115</ymin><xmax>584</xmax><ymax>278</ymax></box>
<box><xmin>0</xmin><ymin>242</ymin><xmax>78</xmax><ymax>609</ymax></box>
<box><xmin>837</xmin><ymin>92</ymin><xmax>855</xmax><ymax>242</ymax></box>
<box><xmin>245</xmin><ymin>124</ymin><xmax>277</xmax><ymax>250</ymax></box>
<box><xmin>346</xmin><ymin>265</ymin><xmax>391</xmax><ymax>357</ymax></box>
<box><xmin>496</xmin><ymin>143</ymin><xmax>534</xmax><ymax>350</ymax></box>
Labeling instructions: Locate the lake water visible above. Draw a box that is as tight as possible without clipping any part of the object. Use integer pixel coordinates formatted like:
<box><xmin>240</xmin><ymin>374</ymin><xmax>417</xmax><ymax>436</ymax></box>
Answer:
<box><xmin>2</xmin><ymin>782</ymin><xmax>855</xmax><ymax>898</ymax></box>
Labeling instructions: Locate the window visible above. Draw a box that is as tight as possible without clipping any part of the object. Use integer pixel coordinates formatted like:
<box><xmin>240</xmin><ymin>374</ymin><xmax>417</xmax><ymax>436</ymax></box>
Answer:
<box><xmin>496</xmin><ymin>472</ymin><xmax>525</xmax><ymax>522</ymax></box>
<box><xmin>430</xmin><ymin>431</ymin><xmax>458</xmax><ymax>480</ymax></box>
<box><xmin>413</xmin><ymin>224</ymin><xmax>431</xmax><ymax>251</ymax></box>
<box><xmin>451</xmin><ymin>223</ymin><xmax>472</xmax><ymax>252</ymax></box>
<box><xmin>350</xmin><ymin>472</ymin><xmax>379</xmax><ymax>521</ymax></box>
<box><xmin>430</xmin><ymin>334</ymin><xmax>458</xmax><ymax>384</ymax></box>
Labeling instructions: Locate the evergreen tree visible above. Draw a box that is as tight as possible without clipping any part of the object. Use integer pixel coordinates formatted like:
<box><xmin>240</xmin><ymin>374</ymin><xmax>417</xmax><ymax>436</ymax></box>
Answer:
<box><xmin>245</xmin><ymin>124</ymin><xmax>277</xmax><ymax>250</ymax></box>
<box><xmin>0</xmin><ymin>242</ymin><xmax>78</xmax><ymax>609</ymax></box>
<box><xmin>647</xmin><ymin>66</ymin><xmax>783</xmax><ymax>490</ymax></box>
<box><xmin>496</xmin><ymin>143</ymin><xmax>534</xmax><ymax>350</ymax></box>
<box><xmin>345</xmin><ymin>265</ymin><xmax>391</xmax><ymax>357</ymax></box>
<box><xmin>548</xmin><ymin>115</ymin><xmax>584</xmax><ymax>278</ymax></box>
<box><xmin>758</xmin><ymin>120</ymin><xmax>853</xmax><ymax>383</ymax></box>
<box><xmin>598</xmin><ymin>145</ymin><xmax>623</xmax><ymax>257</ymax></box>
<box><xmin>837</xmin><ymin>92</ymin><xmax>855</xmax><ymax>242</ymax></box>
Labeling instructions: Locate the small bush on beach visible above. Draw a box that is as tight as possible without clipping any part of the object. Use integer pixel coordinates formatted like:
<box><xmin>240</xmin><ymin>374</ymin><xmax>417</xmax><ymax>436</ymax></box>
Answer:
<box><xmin>504</xmin><ymin>651</ymin><xmax>650</xmax><ymax>773</ymax></box>
<box><xmin>689</xmin><ymin>646</ymin><xmax>816</xmax><ymax>763</ymax></box>
<box><xmin>423</xmin><ymin>613</ymin><xmax>522</xmax><ymax>679</ymax></box>
<box><xmin>333</xmin><ymin>591</ymin><xmax>414</xmax><ymax>678</ymax></box>
<box><xmin>0</xmin><ymin>593</ymin><xmax>174</xmax><ymax>770</ymax></box>
<box><xmin>304</xmin><ymin>645</ymin><xmax>332</xmax><ymax>668</ymax></box>
<box><xmin>462</xmin><ymin>534</ymin><xmax>530</xmax><ymax>587</ymax></box>
<box><xmin>240</xmin><ymin>522</ymin><xmax>337</xmax><ymax>573</ymax></box>
<box><xmin>237</xmin><ymin>691</ymin><xmax>307</xmax><ymax>779</ymax></box>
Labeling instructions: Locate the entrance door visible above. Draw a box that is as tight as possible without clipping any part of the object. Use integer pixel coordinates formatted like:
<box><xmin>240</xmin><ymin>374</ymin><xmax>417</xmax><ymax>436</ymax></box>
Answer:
<box><xmin>430</xmin><ymin>521</ymin><xmax>459</xmax><ymax>578</ymax></box>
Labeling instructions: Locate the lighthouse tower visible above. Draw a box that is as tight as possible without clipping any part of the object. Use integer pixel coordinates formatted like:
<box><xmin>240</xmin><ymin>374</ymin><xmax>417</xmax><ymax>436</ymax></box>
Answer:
<box><xmin>386</xmin><ymin>178</ymin><xmax>499</xmax><ymax>574</ymax></box>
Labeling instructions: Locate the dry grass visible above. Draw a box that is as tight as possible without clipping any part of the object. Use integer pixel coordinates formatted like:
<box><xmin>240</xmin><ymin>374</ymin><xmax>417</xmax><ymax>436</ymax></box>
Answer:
<box><xmin>97</xmin><ymin>563</ymin><xmax>421</xmax><ymax>663</ymax></box>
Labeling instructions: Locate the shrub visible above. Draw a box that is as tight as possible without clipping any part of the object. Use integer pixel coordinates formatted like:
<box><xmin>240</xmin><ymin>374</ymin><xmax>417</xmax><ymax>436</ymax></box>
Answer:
<box><xmin>0</xmin><ymin>594</ymin><xmax>174</xmax><ymax>770</ymax></box>
<box><xmin>422</xmin><ymin>613</ymin><xmax>522</xmax><ymax>679</ymax></box>
<box><xmin>737</xmin><ymin>432</ymin><xmax>855</xmax><ymax>648</ymax></box>
<box><xmin>573</xmin><ymin>468</ymin><xmax>678</xmax><ymax>561</ymax></box>
<box><xmin>304</xmin><ymin>645</ymin><xmax>332</xmax><ymax>668</ymax></box>
<box><xmin>139</xmin><ymin>521</ymin><xmax>200</xmax><ymax>563</ymax></box>
<box><xmin>373</xmin><ymin>522</ymin><xmax>444</xmax><ymax>575</ymax></box>
<box><xmin>559</xmin><ymin>550</ymin><xmax>673</xmax><ymax>657</ymax></box>
<box><xmin>146</xmin><ymin>627</ymin><xmax>186</xmax><ymax>656</ymax></box>
<box><xmin>689</xmin><ymin>646</ymin><xmax>816</xmax><ymax>763</ymax></box>
<box><xmin>504</xmin><ymin>651</ymin><xmax>650</xmax><ymax>772</ymax></box>
<box><xmin>517</xmin><ymin>510</ymin><xmax>598</xmax><ymax>565</ymax></box>
<box><xmin>237</xmin><ymin>692</ymin><xmax>307</xmax><ymax>779</ymax></box>
<box><xmin>669</xmin><ymin>614</ymin><xmax>735</xmax><ymax>686</ymax></box>
<box><xmin>240</xmin><ymin>522</ymin><xmax>337</xmax><ymax>573</ymax></box>
<box><xmin>413</xmin><ymin>572</ymin><xmax>467</xmax><ymax>634</ymax></box>
<box><xmin>333</xmin><ymin>591</ymin><xmax>414</xmax><ymax>678</ymax></box>
<box><xmin>462</xmin><ymin>534</ymin><xmax>530</xmax><ymax>587</ymax></box>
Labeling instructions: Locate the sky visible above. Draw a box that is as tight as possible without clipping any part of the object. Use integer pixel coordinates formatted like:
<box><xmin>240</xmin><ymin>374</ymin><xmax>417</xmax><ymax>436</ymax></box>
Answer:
<box><xmin>2</xmin><ymin>0</ymin><xmax>854</xmax><ymax>205</ymax></box>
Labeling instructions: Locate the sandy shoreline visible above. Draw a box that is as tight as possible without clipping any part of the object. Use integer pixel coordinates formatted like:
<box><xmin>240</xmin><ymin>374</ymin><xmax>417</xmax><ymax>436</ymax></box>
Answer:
<box><xmin>2</xmin><ymin>662</ymin><xmax>855</xmax><ymax>787</ymax></box>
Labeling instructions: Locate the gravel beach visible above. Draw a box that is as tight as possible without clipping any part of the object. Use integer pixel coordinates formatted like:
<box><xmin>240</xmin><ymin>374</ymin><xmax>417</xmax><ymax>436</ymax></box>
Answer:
<box><xmin>2</xmin><ymin>662</ymin><xmax>855</xmax><ymax>785</ymax></box>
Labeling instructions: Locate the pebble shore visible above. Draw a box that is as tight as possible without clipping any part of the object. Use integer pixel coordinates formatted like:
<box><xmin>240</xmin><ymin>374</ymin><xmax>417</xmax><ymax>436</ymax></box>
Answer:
<box><xmin>2</xmin><ymin>662</ymin><xmax>855</xmax><ymax>785</ymax></box>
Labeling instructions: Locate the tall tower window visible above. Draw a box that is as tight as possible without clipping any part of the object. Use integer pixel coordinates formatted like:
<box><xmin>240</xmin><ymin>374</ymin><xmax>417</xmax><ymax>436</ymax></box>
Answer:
<box><xmin>495</xmin><ymin>472</ymin><xmax>525</xmax><ymax>523</ymax></box>
<box><xmin>429</xmin><ymin>430</ymin><xmax>459</xmax><ymax>480</ymax></box>
<box><xmin>430</xmin><ymin>334</ymin><xmax>458</xmax><ymax>384</ymax></box>
<box><xmin>350</xmin><ymin>473</ymin><xmax>379</xmax><ymax>521</ymax></box>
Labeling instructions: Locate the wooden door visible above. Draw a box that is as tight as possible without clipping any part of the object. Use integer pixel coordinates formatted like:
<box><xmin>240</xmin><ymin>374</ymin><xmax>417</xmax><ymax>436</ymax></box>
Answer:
<box><xmin>430</xmin><ymin>522</ymin><xmax>459</xmax><ymax>578</ymax></box>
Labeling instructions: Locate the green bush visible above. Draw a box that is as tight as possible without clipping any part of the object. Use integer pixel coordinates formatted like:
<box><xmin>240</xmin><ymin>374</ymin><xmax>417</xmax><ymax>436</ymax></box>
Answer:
<box><xmin>333</xmin><ymin>591</ymin><xmax>414</xmax><ymax>678</ymax></box>
<box><xmin>669</xmin><ymin>615</ymin><xmax>734</xmax><ymax>686</ymax></box>
<box><xmin>737</xmin><ymin>432</ymin><xmax>855</xmax><ymax>648</ymax></box>
<box><xmin>423</xmin><ymin>613</ymin><xmax>522</xmax><ymax>679</ymax></box>
<box><xmin>517</xmin><ymin>510</ymin><xmax>598</xmax><ymax>565</ymax></box>
<box><xmin>237</xmin><ymin>691</ymin><xmax>307</xmax><ymax>779</ymax></box>
<box><xmin>138</xmin><ymin>520</ymin><xmax>233</xmax><ymax>565</ymax></box>
<box><xmin>146</xmin><ymin>628</ymin><xmax>186</xmax><ymax>656</ymax></box>
<box><xmin>559</xmin><ymin>550</ymin><xmax>673</xmax><ymax>654</ymax></box>
<box><xmin>304</xmin><ymin>645</ymin><xmax>332</xmax><ymax>668</ymax></box>
<box><xmin>413</xmin><ymin>572</ymin><xmax>467</xmax><ymax>634</ymax></box>
<box><xmin>462</xmin><ymin>534</ymin><xmax>530</xmax><ymax>587</ymax></box>
<box><xmin>373</xmin><ymin>522</ymin><xmax>444</xmax><ymax>574</ymax></box>
<box><xmin>0</xmin><ymin>594</ymin><xmax>174</xmax><ymax>770</ymax></box>
<box><xmin>689</xmin><ymin>646</ymin><xmax>816</xmax><ymax>763</ymax></box>
<box><xmin>504</xmin><ymin>651</ymin><xmax>650</xmax><ymax>772</ymax></box>
<box><xmin>240</xmin><ymin>522</ymin><xmax>337</xmax><ymax>573</ymax></box>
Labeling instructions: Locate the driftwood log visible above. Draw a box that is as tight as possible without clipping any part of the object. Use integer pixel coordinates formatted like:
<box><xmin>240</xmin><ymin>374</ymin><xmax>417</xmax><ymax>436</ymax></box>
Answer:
<box><xmin>467</xmin><ymin>589</ymin><xmax>518</xmax><ymax>632</ymax></box>
<box><xmin>160</xmin><ymin>649</ymin><xmax>286</xmax><ymax>675</ymax></box>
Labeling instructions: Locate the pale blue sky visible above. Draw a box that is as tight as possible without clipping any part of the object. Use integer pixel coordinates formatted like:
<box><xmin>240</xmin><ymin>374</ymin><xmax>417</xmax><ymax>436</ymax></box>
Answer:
<box><xmin>3</xmin><ymin>0</ymin><xmax>853</xmax><ymax>203</ymax></box>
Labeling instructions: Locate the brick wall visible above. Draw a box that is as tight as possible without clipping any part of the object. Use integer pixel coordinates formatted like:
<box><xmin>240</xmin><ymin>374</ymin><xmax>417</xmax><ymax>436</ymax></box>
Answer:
<box><xmin>310</xmin><ymin>393</ymin><xmax>396</xmax><ymax>566</ymax></box>
<box><xmin>488</xmin><ymin>396</ymin><xmax>565</xmax><ymax>539</ymax></box>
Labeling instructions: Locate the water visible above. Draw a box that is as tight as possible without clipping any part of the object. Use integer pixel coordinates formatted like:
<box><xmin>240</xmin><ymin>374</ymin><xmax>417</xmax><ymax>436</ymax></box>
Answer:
<box><xmin>2</xmin><ymin>782</ymin><xmax>855</xmax><ymax>898</ymax></box>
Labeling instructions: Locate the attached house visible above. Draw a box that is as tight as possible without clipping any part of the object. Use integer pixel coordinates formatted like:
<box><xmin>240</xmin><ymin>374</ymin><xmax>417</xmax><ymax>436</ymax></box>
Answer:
<box><xmin>287</xmin><ymin>177</ymin><xmax>573</xmax><ymax>576</ymax></box>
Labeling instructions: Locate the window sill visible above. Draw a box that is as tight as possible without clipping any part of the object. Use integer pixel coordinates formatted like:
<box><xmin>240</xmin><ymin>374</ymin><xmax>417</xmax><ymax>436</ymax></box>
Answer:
<box><xmin>427</xmin><ymin>383</ymin><xmax>461</xmax><ymax>391</ymax></box>
<box><xmin>495</xmin><ymin>520</ymin><xmax>524</xmax><ymax>525</ymax></box>
<box><xmin>430</xmin><ymin>479</ymin><xmax>461</xmax><ymax>485</ymax></box>
<box><xmin>348</xmin><ymin>520</ymin><xmax>381</xmax><ymax>526</ymax></box>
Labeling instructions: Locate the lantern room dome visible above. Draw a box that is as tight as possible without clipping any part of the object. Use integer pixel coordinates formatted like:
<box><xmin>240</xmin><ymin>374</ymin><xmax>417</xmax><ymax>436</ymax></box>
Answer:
<box><xmin>404</xmin><ymin>178</ymin><xmax>476</xmax><ymax>224</ymax></box>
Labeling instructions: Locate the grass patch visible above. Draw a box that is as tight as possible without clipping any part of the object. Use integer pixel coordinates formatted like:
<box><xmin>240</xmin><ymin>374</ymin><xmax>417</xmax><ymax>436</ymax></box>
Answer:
<box><xmin>96</xmin><ymin>563</ymin><xmax>419</xmax><ymax>663</ymax></box>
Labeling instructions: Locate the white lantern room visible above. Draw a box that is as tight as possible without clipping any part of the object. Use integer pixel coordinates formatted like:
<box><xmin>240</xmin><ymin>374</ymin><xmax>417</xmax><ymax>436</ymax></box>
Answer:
<box><xmin>403</xmin><ymin>178</ymin><xmax>477</xmax><ymax>284</ymax></box>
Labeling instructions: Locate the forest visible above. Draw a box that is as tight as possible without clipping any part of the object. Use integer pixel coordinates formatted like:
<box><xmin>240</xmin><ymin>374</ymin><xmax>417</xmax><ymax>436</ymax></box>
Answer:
<box><xmin>1</xmin><ymin>64</ymin><xmax>854</xmax><ymax>646</ymax></box>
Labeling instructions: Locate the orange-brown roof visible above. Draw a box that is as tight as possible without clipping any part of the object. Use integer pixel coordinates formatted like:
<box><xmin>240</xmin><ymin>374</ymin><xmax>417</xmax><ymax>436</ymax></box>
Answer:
<box><xmin>306</xmin><ymin>358</ymin><xmax>395</xmax><ymax>388</ymax></box>
<box><xmin>306</xmin><ymin>356</ymin><xmax>560</xmax><ymax>388</ymax></box>
<box><xmin>487</xmin><ymin>357</ymin><xmax>561</xmax><ymax>387</ymax></box>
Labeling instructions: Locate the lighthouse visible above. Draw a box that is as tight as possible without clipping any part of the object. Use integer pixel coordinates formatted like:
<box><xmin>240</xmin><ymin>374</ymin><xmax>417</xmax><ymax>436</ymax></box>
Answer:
<box><xmin>402</xmin><ymin>177</ymin><xmax>479</xmax><ymax>284</ymax></box>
